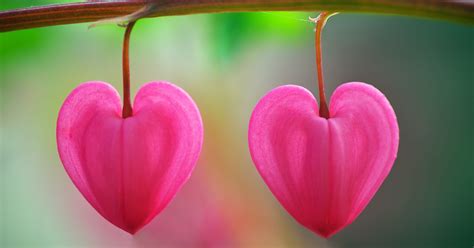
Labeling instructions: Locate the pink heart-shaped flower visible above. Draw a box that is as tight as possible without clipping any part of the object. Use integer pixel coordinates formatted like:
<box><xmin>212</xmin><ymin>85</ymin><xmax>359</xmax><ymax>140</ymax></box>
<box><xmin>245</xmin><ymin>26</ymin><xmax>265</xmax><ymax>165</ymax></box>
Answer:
<box><xmin>248</xmin><ymin>82</ymin><xmax>399</xmax><ymax>238</ymax></box>
<box><xmin>57</xmin><ymin>81</ymin><xmax>203</xmax><ymax>234</ymax></box>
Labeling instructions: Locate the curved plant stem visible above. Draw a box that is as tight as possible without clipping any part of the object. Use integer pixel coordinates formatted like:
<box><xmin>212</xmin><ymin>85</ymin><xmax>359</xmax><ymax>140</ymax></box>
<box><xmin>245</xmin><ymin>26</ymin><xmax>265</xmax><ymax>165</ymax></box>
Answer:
<box><xmin>122</xmin><ymin>21</ymin><xmax>136</xmax><ymax>119</ymax></box>
<box><xmin>0</xmin><ymin>1</ymin><xmax>473</xmax><ymax>32</ymax></box>
<box><xmin>311</xmin><ymin>12</ymin><xmax>334</xmax><ymax>119</ymax></box>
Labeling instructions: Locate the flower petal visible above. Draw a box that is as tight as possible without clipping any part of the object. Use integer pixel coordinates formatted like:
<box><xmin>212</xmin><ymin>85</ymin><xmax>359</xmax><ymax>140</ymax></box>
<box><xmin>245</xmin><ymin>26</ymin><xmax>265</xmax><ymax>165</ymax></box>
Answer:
<box><xmin>57</xmin><ymin>81</ymin><xmax>203</xmax><ymax>234</ymax></box>
<box><xmin>248</xmin><ymin>82</ymin><xmax>398</xmax><ymax>238</ymax></box>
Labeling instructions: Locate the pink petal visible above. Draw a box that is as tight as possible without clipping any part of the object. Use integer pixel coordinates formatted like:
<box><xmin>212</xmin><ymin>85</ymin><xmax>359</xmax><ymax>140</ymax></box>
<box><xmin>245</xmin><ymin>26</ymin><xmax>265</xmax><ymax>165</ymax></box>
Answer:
<box><xmin>248</xmin><ymin>82</ymin><xmax>399</xmax><ymax>238</ymax></box>
<box><xmin>57</xmin><ymin>81</ymin><xmax>203</xmax><ymax>234</ymax></box>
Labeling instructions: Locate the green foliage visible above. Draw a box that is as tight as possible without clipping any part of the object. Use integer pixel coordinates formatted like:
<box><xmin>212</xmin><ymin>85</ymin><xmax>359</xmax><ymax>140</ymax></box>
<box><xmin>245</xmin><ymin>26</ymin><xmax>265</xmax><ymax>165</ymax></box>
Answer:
<box><xmin>0</xmin><ymin>0</ymin><xmax>73</xmax><ymax>11</ymax></box>
<box><xmin>208</xmin><ymin>12</ymin><xmax>311</xmax><ymax>65</ymax></box>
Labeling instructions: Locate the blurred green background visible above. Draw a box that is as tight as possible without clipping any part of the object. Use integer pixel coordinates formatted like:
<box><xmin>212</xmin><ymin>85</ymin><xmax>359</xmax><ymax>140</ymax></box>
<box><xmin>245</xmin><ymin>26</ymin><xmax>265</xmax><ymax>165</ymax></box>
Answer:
<box><xmin>1</xmin><ymin>1</ymin><xmax>473</xmax><ymax>247</ymax></box>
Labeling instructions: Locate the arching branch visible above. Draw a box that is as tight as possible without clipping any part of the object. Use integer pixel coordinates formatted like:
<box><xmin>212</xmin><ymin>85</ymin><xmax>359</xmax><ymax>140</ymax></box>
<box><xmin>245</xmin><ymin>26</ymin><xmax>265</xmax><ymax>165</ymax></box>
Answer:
<box><xmin>1</xmin><ymin>0</ymin><xmax>473</xmax><ymax>32</ymax></box>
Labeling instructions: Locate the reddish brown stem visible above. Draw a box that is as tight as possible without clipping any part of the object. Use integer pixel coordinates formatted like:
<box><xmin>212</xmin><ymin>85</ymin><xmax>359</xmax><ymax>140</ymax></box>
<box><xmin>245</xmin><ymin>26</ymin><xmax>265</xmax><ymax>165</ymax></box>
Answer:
<box><xmin>122</xmin><ymin>21</ymin><xmax>136</xmax><ymax>118</ymax></box>
<box><xmin>0</xmin><ymin>1</ymin><xmax>473</xmax><ymax>32</ymax></box>
<box><xmin>313</xmin><ymin>12</ymin><xmax>333</xmax><ymax>119</ymax></box>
